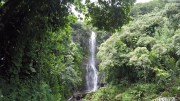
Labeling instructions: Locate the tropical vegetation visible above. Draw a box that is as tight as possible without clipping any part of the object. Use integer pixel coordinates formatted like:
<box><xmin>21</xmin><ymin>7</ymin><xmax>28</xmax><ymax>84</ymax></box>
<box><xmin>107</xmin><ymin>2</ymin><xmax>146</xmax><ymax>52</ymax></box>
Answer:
<box><xmin>84</xmin><ymin>0</ymin><xmax>180</xmax><ymax>100</ymax></box>
<box><xmin>1</xmin><ymin>0</ymin><xmax>180</xmax><ymax>101</ymax></box>
<box><xmin>0</xmin><ymin>0</ymin><xmax>135</xmax><ymax>100</ymax></box>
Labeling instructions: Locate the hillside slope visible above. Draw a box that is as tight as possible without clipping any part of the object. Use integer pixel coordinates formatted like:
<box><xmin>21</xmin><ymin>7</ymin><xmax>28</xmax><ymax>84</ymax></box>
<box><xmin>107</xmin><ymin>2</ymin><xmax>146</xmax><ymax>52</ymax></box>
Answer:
<box><xmin>83</xmin><ymin>1</ymin><xmax>180</xmax><ymax>101</ymax></box>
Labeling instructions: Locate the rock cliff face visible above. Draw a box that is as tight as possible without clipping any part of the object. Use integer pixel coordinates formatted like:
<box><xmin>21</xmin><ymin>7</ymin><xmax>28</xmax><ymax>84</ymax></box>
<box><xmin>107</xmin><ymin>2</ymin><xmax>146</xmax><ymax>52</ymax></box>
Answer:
<box><xmin>71</xmin><ymin>22</ymin><xmax>111</xmax><ymax>90</ymax></box>
<box><xmin>71</xmin><ymin>23</ymin><xmax>90</xmax><ymax>54</ymax></box>
<box><xmin>71</xmin><ymin>23</ymin><xmax>111</xmax><ymax>53</ymax></box>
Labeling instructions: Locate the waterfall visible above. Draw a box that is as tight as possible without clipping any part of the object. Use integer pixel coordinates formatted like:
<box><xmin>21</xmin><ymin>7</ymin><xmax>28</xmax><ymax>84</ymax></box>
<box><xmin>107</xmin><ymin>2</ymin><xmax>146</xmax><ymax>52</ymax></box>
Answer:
<box><xmin>85</xmin><ymin>31</ymin><xmax>98</xmax><ymax>92</ymax></box>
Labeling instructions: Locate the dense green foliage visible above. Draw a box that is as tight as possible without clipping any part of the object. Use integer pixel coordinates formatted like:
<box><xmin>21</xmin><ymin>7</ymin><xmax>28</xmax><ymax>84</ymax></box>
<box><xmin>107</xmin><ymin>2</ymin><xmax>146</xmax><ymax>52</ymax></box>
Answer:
<box><xmin>84</xmin><ymin>1</ymin><xmax>180</xmax><ymax>101</ymax></box>
<box><xmin>0</xmin><ymin>0</ymin><xmax>81</xmax><ymax>100</ymax></box>
<box><xmin>0</xmin><ymin>1</ymin><xmax>83</xmax><ymax>100</ymax></box>
<box><xmin>85</xmin><ymin>0</ymin><xmax>136</xmax><ymax>32</ymax></box>
<box><xmin>4</xmin><ymin>0</ymin><xmax>180</xmax><ymax>100</ymax></box>
<box><xmin>0</xmin><ymin>0</ymin><xmax>134</xmax><ymax>100</ymax></box>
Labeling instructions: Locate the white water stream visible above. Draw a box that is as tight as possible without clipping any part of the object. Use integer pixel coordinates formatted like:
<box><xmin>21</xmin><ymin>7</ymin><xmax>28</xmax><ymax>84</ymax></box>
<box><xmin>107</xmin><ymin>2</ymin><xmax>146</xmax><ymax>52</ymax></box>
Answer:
<box><xmin>85</xmin><ymin>31</ymin><xmax>98</xmax><ymax>92</ymax></box>
<box><xmin>68</xmin><ymin>31</ymin><xmax>98</xmax><ymax>101</ymax></box>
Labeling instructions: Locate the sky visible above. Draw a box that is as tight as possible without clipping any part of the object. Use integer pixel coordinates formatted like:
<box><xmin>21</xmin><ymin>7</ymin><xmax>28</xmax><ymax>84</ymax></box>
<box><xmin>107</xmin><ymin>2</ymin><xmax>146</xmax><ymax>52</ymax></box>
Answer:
<box><xmin>136</xmin><ymin>0</ymin><xmax>152</xmax><ymax>3</ymax></box>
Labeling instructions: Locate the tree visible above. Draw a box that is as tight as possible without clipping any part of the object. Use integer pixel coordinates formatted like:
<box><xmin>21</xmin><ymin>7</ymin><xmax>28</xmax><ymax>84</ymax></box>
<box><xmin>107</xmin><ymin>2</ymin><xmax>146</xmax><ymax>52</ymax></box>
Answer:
<box><xmin>0</xmin><ymin>0</ymin><xmax>136</xmax><ymax>100</ymax></box>
<box><xmin>0</xmin><ymin>0</ymin><xmax>80</xmax><ymax>100</ymax></box>
<box><xmin>97</xmin><ymin>1</ymin><xmax>180</xmax><ymax>85</ymax></box>
<box><xmin>130</xmin><ymin>0</ymin><xmax>165</xmax><ymax>17</ymax></box>
<box><xmin>85</xmin><ymin>0</ymin><xmax>136</xmax><ymax>32</ymax></box>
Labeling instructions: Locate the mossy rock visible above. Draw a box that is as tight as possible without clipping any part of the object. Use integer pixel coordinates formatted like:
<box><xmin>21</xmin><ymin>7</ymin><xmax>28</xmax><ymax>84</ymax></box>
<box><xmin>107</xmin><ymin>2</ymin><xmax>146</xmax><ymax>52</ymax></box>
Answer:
<box><xmin>161</xmin><ymin>91</ymin><xmax>171</xmax><ymax>97</ymax></box>
<box><xmin>145</xmin><ymin>94</ymin><xmax>158</xmax><ymax>100</ymax></box>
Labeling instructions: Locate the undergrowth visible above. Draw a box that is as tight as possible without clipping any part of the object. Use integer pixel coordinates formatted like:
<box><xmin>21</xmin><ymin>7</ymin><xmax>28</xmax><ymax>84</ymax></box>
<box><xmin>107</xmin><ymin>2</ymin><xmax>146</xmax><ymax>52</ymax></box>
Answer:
<box><xmin>83</xmin><ymin>82</ymin><xmax>180</xmax><ymax>101</ymax></box>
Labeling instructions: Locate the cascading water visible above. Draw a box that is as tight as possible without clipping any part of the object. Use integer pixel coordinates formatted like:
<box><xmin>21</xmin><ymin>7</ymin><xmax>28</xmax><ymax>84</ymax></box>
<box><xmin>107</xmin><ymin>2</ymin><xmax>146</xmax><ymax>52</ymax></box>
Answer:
<box><xmin>85</xmin><ymin>31</ymin><xmax>98</xmax><ymax>92</ymax></box>
<box><xmin>68</xmin><ymin>31</ymin><xmax>98</xmax><ymax>101</ymax></box>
